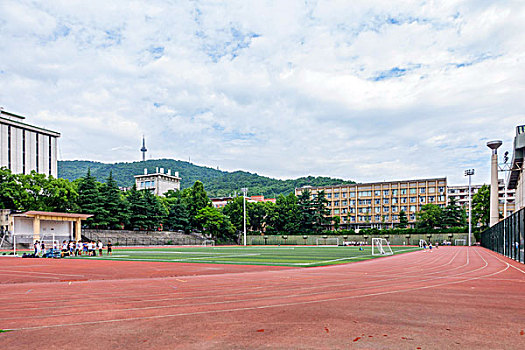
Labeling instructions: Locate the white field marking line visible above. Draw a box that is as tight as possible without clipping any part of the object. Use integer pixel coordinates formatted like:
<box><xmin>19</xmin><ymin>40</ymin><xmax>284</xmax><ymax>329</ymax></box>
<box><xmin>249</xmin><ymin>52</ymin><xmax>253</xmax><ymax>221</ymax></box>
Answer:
<box><xmin>382</xmin><ymin>248</ymin><xmax>462</xmax><ymax>277</ymax></box>
<box><xmin>0</xmin><ymin>247</ymin><xmax>459</xmax><ymax>309</ymax></box>
<box><xmin>0</xmin><ymin>273</ymin><xmax>62</xmax><ymax>280</ymax></box>
<box><xmin>0</xmin><ymin>247</ymin><xmax>487</xmax><ymax>318</ymax></box>
<box><xmin>93</xmin><ymin>253</ymin><xmax>262</xmax><ymax>262</ymax></box>
<box><xmin>485</xmin><ymin>249</ymin><xmax>525</xmax><ymax>275</ymax></box>
<box><xmin>0</xmin><ymin>270</ymin><xmax>85</xmax><ymax>277</ymax></box>
<box><xmin>213</xmin><ymin>247</ymin><xmax>296</xmax><ymax>250</ymax></box>
<box><xmin>8</xmin><ymin>247</ymin><xmax>509</xmax><ymax>331</ymax></box>
<box><xmin>291</xmin><ymin>247</ymin><xmax>420</xmax><ymax>266</ymax></box>
<box><xmin>118</xmin><ymin>251</ymin><xmax>257</xmax><ymax>255</ymax></box>
<box><xmin>0</xmin><ymin>249</ymin><xmax>495</xmax><ymax>321</ymax></box>
<box><xmin>0</xmin><ymin>246</ymin><xmax>463</xmax><ymax>309</ymax></box>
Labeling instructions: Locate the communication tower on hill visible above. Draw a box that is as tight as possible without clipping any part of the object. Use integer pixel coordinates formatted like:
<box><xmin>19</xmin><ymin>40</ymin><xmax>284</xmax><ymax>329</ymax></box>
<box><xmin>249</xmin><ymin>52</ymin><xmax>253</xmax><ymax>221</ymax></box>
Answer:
<box><xmin>141</xmin><ymin>135</ymin><xmax>147</xmax><ymax>161</ymax></box>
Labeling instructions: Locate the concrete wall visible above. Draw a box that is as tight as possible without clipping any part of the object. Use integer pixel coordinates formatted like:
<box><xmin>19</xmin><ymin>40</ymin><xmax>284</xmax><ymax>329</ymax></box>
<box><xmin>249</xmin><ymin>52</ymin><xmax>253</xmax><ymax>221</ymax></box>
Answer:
<box><xmin>247</xmin><ymin>233</ymin><xmax>469</xmax><ymax>246</ymax></box>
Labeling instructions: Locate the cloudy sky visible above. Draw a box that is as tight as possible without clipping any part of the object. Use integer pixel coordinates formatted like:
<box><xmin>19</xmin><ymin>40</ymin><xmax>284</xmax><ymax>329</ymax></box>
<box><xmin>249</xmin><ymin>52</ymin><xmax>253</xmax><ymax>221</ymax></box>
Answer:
<box><xmin>1</xmin><ymin>0</ymin><xmax>524</xmax><ymax>185</ymax></box>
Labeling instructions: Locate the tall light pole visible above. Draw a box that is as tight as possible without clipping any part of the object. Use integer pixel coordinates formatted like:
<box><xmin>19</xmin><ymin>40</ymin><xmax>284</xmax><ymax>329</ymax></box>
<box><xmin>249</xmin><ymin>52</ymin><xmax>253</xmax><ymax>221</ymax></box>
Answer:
<box><xmin>464</xmin><ymin>169</ymin><xmax>475</xmax><ymax>246</ymax></box>
<box><xmin>487</xmin><ymin>141</ymin><xmax>502</xmax><ymax>227</ymax></box>
<box><xmin>242</xmin><ymin>188</ymin><xmax>248</xmax><ymax>246</ymax></box>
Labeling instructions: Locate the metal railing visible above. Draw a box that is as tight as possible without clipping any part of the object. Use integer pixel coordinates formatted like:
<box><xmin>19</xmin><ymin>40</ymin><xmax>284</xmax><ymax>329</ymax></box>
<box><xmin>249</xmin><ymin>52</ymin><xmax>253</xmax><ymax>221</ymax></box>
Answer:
<box><xmin>481</xmin><ymin>206</ymin><xmax>525</xmax><ymax>263</ymax></box>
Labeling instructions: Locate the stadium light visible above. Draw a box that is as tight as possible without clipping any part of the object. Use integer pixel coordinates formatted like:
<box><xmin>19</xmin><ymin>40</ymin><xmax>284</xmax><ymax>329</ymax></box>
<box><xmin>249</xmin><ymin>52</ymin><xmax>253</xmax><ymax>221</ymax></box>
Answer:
<box><xmin>464</xmin><ymin>169</ymin><xmax>475</xmax><ymax>246</ymax></box>
<box><xmin>242</xmin><ymin>188</ymin><xmax>248</xmax><ymax>246</ymax></box>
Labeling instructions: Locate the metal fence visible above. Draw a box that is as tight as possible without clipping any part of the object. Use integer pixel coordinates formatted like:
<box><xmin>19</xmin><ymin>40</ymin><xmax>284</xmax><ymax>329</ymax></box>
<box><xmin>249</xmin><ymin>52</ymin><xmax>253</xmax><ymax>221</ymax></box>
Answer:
<box><xmin>481</xmin><ymin>206</ymin><xmax>525</xmax><ymax>263</ymax></box>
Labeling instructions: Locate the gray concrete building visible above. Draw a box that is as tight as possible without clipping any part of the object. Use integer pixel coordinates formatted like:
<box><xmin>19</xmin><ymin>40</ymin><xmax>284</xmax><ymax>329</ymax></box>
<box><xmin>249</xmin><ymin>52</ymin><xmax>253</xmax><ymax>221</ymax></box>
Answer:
<box><xmin>0</xmin><ymin>109</ymin><xmax>60</xmax><ymax>177</ymax></box>
<box><xmin>134</xmin><ymin>167</ymin><xmax>181</xmax><ymax>196</ymax></box>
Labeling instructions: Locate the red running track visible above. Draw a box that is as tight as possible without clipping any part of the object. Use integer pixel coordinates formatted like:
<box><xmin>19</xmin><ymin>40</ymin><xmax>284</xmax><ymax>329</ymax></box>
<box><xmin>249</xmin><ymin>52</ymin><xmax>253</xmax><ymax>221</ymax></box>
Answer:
<box><xmin>0</xmin><ymin>246</ymin><xmax>524</xmax><ymax>349</ymax></box>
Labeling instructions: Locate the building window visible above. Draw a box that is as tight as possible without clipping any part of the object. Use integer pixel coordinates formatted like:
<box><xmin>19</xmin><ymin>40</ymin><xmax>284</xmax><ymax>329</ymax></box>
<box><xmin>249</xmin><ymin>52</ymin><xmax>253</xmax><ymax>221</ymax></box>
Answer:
<box><xmin>342</xmin><ymin>192</ymin><xmax>347</xmax><ymax>198</ymax></box>
<box><xmin>375</xmin><ymin>207</ymin><xmax>380</xmax><ymax>213</ymax></box>
<box><xmin>392</xmin><ymin>215</ymin><xmax>398</xmax><ymax>221</ymax></box>
<box><xmin>392</xmin><ymin>189</ymin><xmax>398</xmax><ymax>195</ymax></box>
<box><xmin>374</xmin><ymin>199</ymin><xmax>380</xmax><ymax>205</ymax></box>
<box><xmin>392</xmin><ymin>198</ymin><xmax>398</xmax><ymax>204</ymax></box>
<box><xmin>342</xmin><ymin>208</ymin><xmax>348</xmax><ymax>214</ymax></box>
<box><xmin>349</xmin><ymin>200</ymin><xmax>355</xmax><ymax>206</ymax></box>
<box><xmin>420</xmin><ymin>197</ymin><xmax>426</xmax><ymax>203</ymax></box>
<box><xmin>22</xmin><ymin>130</ymin><xmax>26</xmax><ymax>174</ymax></box>
<box><xmin>410</xmin><ymin>214</ymin><xmax>416</xmax><ymax>220</ymax></box>
<box><xmin>392</xmin><ymin>206</ymin><xmax>398</xmax><ymax>212</ymax></box>
<box><xmin>349</xmin><ymin>192</ymin><xmax>355</xmax><ymax>198</ymax></box>
<box><xmin>342</xmin><ymin>200</ymin><xmax>347</xmax><ymax>206</ymax></box>
<box><xmin>401</xmin><ymin>197</ymin><xmax>407</xmax><ymax>203</ymax></box>
<box><xmin>383</xmin><ymin>206</ymin><xmax>389</xmax><ymax>212</ymax></box>
<box><xmin>410</xmin><ymin>188</ymin><xmax>416</xmax><ymax>194</ymax></box>
<box><xmin>401</xmin><ymin>206</ymin><xmax>407</xmax><ymax>212</ymax></box>
<box><xmin>35</xmin><ymin>134</ymin><xmax>39</xmax><ymax>172</ymax></box>
<box><xmin>383</xmin><ymin>190</ymin><xmax>389</xmax><ymax>196</ymax></box>
<box><xmin>438</xmin><ymin>187</ymin><xmax>445</xmax><ymax>193</ymax></box>
<box><xmin>334</xmin><ymin>193</ymin><xmax>339</xmax><ymax>198</ymax></box>
<box><xmin>400</xmin><ymin>189</ymin><xmax>407</xmax><ymax>195</ymax></box>
<box><xmin>334</xmin><ymin>209</ymin><xmax>340</xmax><ymax>214</ymax></box>
<box><xmin>49</xmin><ymin>136</ymin><xmax>52</xmax><ymax>176</ymax></box>
<box><xmin>375</xmin><ymin>215</ymin><xmax>381</xmax><ymax>221</ymax></box>
<box><xmin>410</xmin><ymin>205</ymin><xmax>416</xmax><ymax>212</ymax></box>
<box><xmin>429</xmin><ymin>187</ymin><xmax>435</xmax><ymax>193</ymax></box>
<box><xmin>374</xmin><ymin>190</ymin><xmax>380</xmax><ymax>196</ymax></box>
<box><xmin>327</xmin><ymin>193</ymin><xmax>332</xmax><ymax>199</ymax></box>
<box><xmin>428</xmin><ymin>196</ymin><xmax>435</xmax><ymax>203</ymax></box>
<box><xmin>359</xmin><ymin>191</ymin><xmax>372</xmax><ymax>197</ymax></box>
<box><xmin>334</xmin><ymin>201</ymin><xmax>339</xmax><ymax>206</ymax></box>
<box><xmin>383</xmin><ymin>198</ymin><xmax>389</xmax><ymax>204</ymax></box>
<box><xmin>7</xmin><ymin>126</ymin><xmax>11</xmax><ymax>170</ymax></box>
<box><xmin>420</xmin><ymin>188</ymin><xmax>426</xmax><ymax>194</ymax></box>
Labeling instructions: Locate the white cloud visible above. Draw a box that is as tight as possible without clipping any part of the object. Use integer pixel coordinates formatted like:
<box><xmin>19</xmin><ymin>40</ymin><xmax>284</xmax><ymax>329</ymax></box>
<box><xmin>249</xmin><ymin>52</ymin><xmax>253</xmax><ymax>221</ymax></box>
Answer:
<box><xmin>1</xmin><ymin>0</ymin><xmax>524</xmax><ymax>187</ymax></box>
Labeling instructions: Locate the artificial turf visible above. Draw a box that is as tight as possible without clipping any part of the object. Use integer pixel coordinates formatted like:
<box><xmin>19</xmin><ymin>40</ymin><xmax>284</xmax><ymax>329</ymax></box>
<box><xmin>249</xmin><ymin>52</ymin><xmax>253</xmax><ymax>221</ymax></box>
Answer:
<box><xmin>70</xmin><ymin>245</ymin><xmax>421</xmax><ymax>267</ymax></box>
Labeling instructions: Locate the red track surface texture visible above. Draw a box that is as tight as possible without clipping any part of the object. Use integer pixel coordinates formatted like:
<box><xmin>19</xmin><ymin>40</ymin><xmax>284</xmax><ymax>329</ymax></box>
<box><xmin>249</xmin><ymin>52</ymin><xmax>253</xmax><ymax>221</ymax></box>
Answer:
<box><xmin>0</xmin><ymin>247</ymin><xmax>524</xmax><ymax>349</ymax></box>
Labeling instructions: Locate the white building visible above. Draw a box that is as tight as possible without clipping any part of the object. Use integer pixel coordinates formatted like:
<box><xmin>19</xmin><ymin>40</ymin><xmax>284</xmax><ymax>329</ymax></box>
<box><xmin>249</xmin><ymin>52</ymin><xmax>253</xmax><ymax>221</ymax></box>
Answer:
<box><xmin>0</xmin><ymin>109</ymin><xmax>60</xmax><ymax>177</ymax></box>
<box><xmin>447</xmin><ymin>179</ymin><xmax>515</xmax><ymax>218</ymax></box>
<box><xmin>508</xmin><ymin>125</ymin><xmax>525</xmax><ymax>211</ymax></box>
<box><xmin>134</xmin><ymin>167</ymin><xmax>181</xmax><ymax>196</ymax></box>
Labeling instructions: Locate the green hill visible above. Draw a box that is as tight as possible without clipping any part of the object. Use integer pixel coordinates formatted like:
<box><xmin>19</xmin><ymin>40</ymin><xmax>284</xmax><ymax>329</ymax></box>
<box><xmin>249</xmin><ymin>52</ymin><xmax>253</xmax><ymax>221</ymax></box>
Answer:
<box><xmin>58</xmin><ymin>159</ymin><xmax>355</xmax><ymax>197</ymax></box>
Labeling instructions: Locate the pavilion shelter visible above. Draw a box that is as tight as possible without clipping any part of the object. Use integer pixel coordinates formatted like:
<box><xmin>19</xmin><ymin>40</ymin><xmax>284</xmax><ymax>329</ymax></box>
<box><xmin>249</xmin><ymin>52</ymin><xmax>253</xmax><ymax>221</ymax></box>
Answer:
<box><xmin>10</xmin><ymin>211</ymin><xmax>92</xmax><ymax>244</ymax></box>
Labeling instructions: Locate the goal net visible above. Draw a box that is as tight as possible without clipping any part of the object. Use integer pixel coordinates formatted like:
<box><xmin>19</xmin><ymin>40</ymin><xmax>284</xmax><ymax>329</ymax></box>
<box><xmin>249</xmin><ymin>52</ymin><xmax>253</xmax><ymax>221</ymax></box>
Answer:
<box><xmin>372</xmin><ymin>238</ymin><xmax>393</xmax><ymax>256</ymax></box>
<box><xmin>202</xmin><ymin>239</ymin><xmax>215</xmax><ymax>246</ymax></box>
<box><xmin>316</xmin><ymin>237</ymin><xmax>339</xmax><ymax>246</ymax></box>
<box><xmin>454</xmin><ymin>239</ymin><xmax>467</xmax><ymax>246</ymax></box>
<box><xmin>419</xmin><ymin>239</ymin><xmax>428</xmax><ymax>248</ymax></box>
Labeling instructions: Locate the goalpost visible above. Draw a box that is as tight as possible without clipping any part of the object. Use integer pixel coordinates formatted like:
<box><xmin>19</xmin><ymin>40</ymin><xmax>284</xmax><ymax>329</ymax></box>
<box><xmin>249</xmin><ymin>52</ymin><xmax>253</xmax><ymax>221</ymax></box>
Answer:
<box><xmin>316</xmin><ymin>237</ymin><xmax>339</xmax><ymax>246</ymax></box>
<box><xmin>454</xmin><ymin>239</ymin><xmax>467</xmax><ymax>246</ymax></box>
<box><xmin>372</xmin><ymin>238</ymin><xmax>393</xmax><ymax>256</ymax></box>
<box><xmin>419</xmin><ymin>239</ymin><xmax>428</xmax><ymax>248</ymax></box>
<box><xmin>202</xmin><ymin>239</ymin><xmax>215</xmax><ymax>247</ymax></box>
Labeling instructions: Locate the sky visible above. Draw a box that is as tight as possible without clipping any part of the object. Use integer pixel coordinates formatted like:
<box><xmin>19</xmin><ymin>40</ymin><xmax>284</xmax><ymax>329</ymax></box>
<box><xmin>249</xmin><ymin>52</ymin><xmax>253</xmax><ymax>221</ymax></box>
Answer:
<box><xmin>1</xmin><ymin>0</ymin><xmax>524</xmax><ymax>186</ymax></box>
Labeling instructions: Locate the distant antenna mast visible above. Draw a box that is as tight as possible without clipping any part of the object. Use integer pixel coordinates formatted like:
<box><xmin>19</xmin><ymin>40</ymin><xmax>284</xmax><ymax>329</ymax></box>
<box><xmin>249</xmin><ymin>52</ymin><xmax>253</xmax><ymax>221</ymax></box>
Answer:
<box><xmin>141</xmin><ymin>135</ymin><xmax>147</xmax><ymax>162</ymax></box>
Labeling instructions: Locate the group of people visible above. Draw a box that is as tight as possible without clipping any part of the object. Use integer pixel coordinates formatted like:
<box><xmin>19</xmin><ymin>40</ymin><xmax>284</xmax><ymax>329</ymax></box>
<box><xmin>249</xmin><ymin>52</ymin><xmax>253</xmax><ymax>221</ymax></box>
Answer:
<box><xmin>33</xmin><ymin>239</ymin><xmax>113</xmax><ymax>258</ymax></box>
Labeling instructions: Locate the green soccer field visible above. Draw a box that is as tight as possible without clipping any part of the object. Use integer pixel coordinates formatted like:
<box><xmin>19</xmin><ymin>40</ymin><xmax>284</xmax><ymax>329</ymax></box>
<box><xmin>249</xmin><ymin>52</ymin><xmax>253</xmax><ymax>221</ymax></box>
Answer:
<box><xmin>72</xmin><ymin>245</ymin><xmax>421</xmax><ymax>267</ymax></box>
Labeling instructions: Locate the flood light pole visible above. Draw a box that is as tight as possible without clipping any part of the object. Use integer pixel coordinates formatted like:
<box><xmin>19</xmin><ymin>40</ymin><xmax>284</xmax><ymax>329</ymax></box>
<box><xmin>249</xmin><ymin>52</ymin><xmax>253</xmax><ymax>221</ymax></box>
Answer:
<box><xmin>242</xmin><ymin>188</ymin><xmax>248</xmax><ymax>246</ymax></box>
<box><xmin>464</xmin><ymin>169</ymin><xmax>475</xmax><ymax>246</ymax></box>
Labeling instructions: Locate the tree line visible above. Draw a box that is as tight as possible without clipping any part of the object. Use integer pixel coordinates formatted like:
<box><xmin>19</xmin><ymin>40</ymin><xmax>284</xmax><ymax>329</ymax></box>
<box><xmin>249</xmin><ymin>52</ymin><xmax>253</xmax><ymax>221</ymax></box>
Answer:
<box><xmin>0</xmin><ymin>167</ymin><xmax>492</xmax><ymax>242</ymax></box>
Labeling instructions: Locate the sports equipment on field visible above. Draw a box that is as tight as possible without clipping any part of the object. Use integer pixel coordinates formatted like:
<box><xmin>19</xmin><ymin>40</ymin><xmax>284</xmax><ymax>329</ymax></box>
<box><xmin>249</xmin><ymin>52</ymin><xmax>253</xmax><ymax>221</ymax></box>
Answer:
<box><xmin>202</xmin><ymin>240</ymin><xmax>215</xmax><ymax>246</ymax></box>
<box><xmin>419</xmin><ymin>239</ymin><xmax>428</xmax><ymax>248</ymax></box>
<box><xmin>372</xmin><ymin>238</ymin><xmax>393</xmax><ymax>256</ymax></box>
<box><xmin>315</xmin><ymin>237</ymin><xmax>339</xmax><ymax>246</ymax></box>
<box><xmin>454</xmin><ymin>239</ymin><xmax>467</xmax><ymax>246</ymax></box>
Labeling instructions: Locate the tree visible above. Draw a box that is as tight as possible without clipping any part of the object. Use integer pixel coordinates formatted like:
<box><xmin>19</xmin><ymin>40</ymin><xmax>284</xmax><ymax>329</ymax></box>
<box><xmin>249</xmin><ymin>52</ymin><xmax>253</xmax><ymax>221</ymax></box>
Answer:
<box><xmin>247</xmin><ymin>202</ymin><xmax>267</xmax><ymax>232</ymax></box>
<box><xmin>195</xmin><ymin>206</ymin><xmax>235</xmax><ymax>242</ymax></box>
<box><xmin>99</xmin><ymin>172</ymin><xmax>129</xmax><ymax>229</ymax></box>
<box><xmin>126</xmin><ymin>185</ymin><xmax>149</xmax><ymax>230</ymax></box>
<box><xmin>311</xmin><ymin>191</ymin><xmax>331</xmax><ymax>232</ymax></box>
<box><xmin>333</xmin><ymin>215</ymin><xmax>341</xmax><ymax>231</ymax></box>
<box><xmin>142</xmin><ymin>189</ymin><xmax>168</xmax><ymax>230</ymax></box>
<box><xmin>416</xmin><ymin>204</ymin><xmax>443</xmax><ymax>229</ymax></box>
<box><xmin>398</xmin><ymin>210</ymin><xmax>408</xmax><ymax>228</ymax></box>
<box><xmin>472</xmin><ymin>184</ymin><xmax>490</xmax><ymax>229</ymax></box>
<box><xmin>164</xmin><ymin>191</ymin><xmax>191</xmax><ymax>232</ymax></box>
<box><xmin>0</xmin><ymin>167</ymin><xmax>28</xmax><ymax>209</ymax></box>
<box><xmin>77</xmin><ymin>169</ymin><xmax>107</xmax><ymax>227</ymax></box>
<box><xmin>222</xmin><ymin>196</ymin><xmax>246</xmax><ymax>232</ymax></box>
<box><xmin>297</xmin><ymin>189</ymin><xmax>315</xmax><ymax>233</ymax></box>
<box><xmin>184</xmin><ymin>181</ymin><xmax>211</xmax><ymax>230</ymax></box>
<box><xmin>272</xmin><ymin>192</ymin><xmax>301</xmax><ymax>233</ymax></box>
<box><xmin>442</xmin><ymin>197</ymin><xmax>466</xmax><ymax>228</ymax></box>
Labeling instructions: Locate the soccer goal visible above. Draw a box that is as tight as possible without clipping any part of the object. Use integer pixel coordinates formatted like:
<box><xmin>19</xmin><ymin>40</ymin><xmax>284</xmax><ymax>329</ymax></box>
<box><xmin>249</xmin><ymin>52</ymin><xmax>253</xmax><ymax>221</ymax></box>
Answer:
<box><xmin>316</xmin><ymin>237</ymin><xmax>339</xmax><ymax>246</ymax></box>
<box><xmin>454</xmin><ymin>239</ymin><xmax>467</xmax><ymax>246</ymax></box>
<box><xmin>372</xmin><ymin>238</ymin><xmax>393</xmax><ymax>256</ymax></box>
<box><xmin>419</xmin><ymin>239</ymin><xmax>428</xmax><ymax>248</ymax></box>
<box><xmin>202</xmin><ymin>239</ymin><xmax>215</xmax><ymax>246</ymax></box>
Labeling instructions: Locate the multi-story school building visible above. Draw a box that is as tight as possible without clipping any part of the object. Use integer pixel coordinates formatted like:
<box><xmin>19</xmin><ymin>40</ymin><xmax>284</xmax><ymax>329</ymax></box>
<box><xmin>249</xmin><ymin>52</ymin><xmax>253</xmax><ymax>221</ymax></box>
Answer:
<box><xmin>0</xmin><ymin>109</ymin><xmax>60</xmax><ymax>177</ymax></box>
<box><xmin>295</xmin><ymin>177</ymin><xmax>448</xmax><ymax>230</ymax></box>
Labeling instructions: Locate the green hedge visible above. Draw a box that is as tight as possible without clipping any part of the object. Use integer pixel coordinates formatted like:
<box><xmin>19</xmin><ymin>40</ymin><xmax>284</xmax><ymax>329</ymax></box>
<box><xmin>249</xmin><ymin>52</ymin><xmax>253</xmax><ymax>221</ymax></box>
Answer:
<box><xmin>256</xmin><ymin>226</ymin><xmax>471</xmax><ymax>236</ymax></box>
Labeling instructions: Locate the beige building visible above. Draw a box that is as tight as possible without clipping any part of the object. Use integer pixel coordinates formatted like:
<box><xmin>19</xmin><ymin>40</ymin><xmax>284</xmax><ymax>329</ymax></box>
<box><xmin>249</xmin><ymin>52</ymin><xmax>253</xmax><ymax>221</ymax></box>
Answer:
<box><xmin>134</xmin><ymin>167</ymin><xmax>181</xmax><ymax>196</ymax></box>
<box><xmin>448</xmin><ymin>179</ymin><xmax>515</xmax><ymax>219</ymax></box>
<box><xmin>295</xmin><ymin>177</ymin><xmax>447</xmax><ymax>230</ymax></box>
<box><xmin>0</xmin><ymin>109</ymin><xmax>60</xmax><ymax>177</ymax></box>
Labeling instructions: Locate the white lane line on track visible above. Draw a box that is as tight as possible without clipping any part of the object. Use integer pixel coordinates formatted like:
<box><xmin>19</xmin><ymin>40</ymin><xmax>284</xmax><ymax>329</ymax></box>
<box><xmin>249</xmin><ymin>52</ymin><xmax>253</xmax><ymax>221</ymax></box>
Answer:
<box><xmin>0</xmin><ymin>248</ymin><xmax>493</xmax><ymax>321</ymax></box>
<box><xmin>0</xmin><ymin>248</ymin><xmax>467</xmax><ymax>311</ymax></box>
<box><xmin>292</xmin><ymin>247</ymin><xmax>421</xmax><ymax>266</ymax></box>
<box><xmin>7</xmin><ymin>248</ymin><xmax>510</xmax><ymax>331</ymax></box>
<box><xmin>485</xmin><ymin>250</ymin><xmax>525</xmax><ymax>274</ymax></box>
<box><xmin>0</xmin><ymin>270</ymin><xmax>85</xmax><ymax>277</ymax></box>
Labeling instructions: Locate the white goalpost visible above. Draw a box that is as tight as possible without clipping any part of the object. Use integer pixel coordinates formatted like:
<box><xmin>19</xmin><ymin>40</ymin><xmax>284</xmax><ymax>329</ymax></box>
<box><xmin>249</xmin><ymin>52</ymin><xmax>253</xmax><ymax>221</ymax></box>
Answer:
<box><xmin>454</xmin><ymin>239</ymin><xmax>467</xmax><ymax>246</ymax></box>
<box><xmin>372</xmin><ymin>238</ymin><xmax>393</xmax><ymax>256</ymax></box>
<box><xmin>316</xmin><ymin>237</ymin><xmax>339</xmax><ymax>246</ymax></box>
<box><xmin>202</xmin><ymin>239</ymin><xmax>215</xmax><ymax>246</ymax></box>
<box><xmin>419</xmin><ymin>239</ymin><xmax>428</xmax><ymax>248</ymax></box>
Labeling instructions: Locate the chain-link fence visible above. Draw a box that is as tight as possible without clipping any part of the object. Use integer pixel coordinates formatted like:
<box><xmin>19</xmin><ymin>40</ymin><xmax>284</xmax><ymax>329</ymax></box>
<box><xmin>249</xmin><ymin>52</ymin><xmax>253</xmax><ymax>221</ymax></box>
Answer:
<box><xmin>481</xmin><ymin>207</ymin><xmax>525</xmax><ymax>263</ymax></box>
